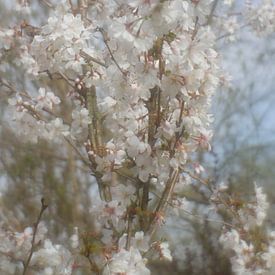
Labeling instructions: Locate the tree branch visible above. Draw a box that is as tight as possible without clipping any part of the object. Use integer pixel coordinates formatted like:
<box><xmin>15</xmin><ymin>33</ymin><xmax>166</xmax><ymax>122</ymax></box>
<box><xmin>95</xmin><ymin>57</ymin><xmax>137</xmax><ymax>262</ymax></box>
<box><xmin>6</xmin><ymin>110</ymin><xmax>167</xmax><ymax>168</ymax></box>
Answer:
<box><xmin>22</xmin><ymin>198</ymin><xmax>48</xmax><ymax>275</ymax></box>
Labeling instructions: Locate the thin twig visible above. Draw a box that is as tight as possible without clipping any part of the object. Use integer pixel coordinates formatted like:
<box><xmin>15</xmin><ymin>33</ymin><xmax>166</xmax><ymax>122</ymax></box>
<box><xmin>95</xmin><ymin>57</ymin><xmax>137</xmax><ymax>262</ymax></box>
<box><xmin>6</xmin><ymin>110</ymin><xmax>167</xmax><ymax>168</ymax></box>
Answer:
<box><xmin>182</xmin><ymin>169</ymin><xmax>209</xmax><ymax>185</ymax></box>
<box><xmin>39</xmin><ymin>0</ymin><xmax>53</xmax><ymax>8</ymax></box>
<box><xmin>126</xmin><ymin>211</ymin><xmax>133</xmax><ymax>250</ymax></box>
<box><xmin>150</xmin><ymin>190</ymin><xmax>237</xmax><ymax>229</ymax></box>
<box><xmin>63</xmin><ymin>136</ymin><xmax>90</xmax><ymax>167</ymax></box>
<box><xmin>58</xmin><ymin>71</ymin><xmax>75</xmax><ymax>88</ymax></box>
<box><xmin>148</xmin><ymin>169</ymin><xmax>179</xmax><ymax>236</ymax></box>
<box><xmin>22</xmin><ymin>198</ymin><xmax>48</xmax><ymax>275</ymax></box>
<box><xmin>206</xmin><ymin>0</ymin><xmax>219</xmax><ymax>25</ymax></box>
<box><xmin>98</xmin><ymin>27</ymin><xmax>127</xmax><ymax>77</ymax></box>
<box><xmin>182</xmin><ymin>169</ymin><xmax>242</xmax><ymax>223</ymax></box>
<box><xmin>192</xmin><ymin>16</ymin><xmax>199</xmax><ymax>40</ymax></box>
<box><xmin>80</xmin><ymin>50</ymin><xmax>107</xmax><ymax>68</ymax></box>
<box><xmin>216</xmin><ymin>23</ymin><xmax>249</xmax><ymax>41</ymax></box>
<box><xmin>0</xmin><ymin>78</ymin><xmax>17</xmax><ymax>94</ymax></box>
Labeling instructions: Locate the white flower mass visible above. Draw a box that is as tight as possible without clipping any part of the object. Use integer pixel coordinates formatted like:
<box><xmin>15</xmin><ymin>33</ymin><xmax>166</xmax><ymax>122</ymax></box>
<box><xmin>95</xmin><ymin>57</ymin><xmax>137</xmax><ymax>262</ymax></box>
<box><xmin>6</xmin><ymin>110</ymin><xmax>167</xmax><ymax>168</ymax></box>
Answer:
<box><xmin>1</xmin><ymin>0</ymin><xmax>275</xmax><ymax>274</ymax></box>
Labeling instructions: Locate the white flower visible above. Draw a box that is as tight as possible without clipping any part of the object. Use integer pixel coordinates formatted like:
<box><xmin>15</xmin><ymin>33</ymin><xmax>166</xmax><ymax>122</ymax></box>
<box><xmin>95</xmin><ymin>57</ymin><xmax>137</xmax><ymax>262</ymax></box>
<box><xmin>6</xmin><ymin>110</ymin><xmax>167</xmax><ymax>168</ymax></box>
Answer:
<box><xmin>72</xmin><ymin>107</ymin><xmax>91</xmax><ymax>125</ymax></box>
<box><xmin>246</xmin><ymin>1</ymin><xmax>275</xmax><ymax>36</ymax></box>
<box><xmin>103</xmin><ymin>247</ymin><xmax>150</xmax><ymax>275</ymax></box>
<box><xmin>219</xmin><ymin>229</ymin><xmax>240</xmax><ymax>251</ymax></box>
<box><xmin>31</xmin><ymin>239</ymin><xmax>73</xmax><ymax>273</ymax></box>
<box><xmin>159</xmin><ymin>242</ymin><xmax>173</xmax><ymax>261</ymax></box>
<box><xmin>132</xmin><ymin>232</ymin><xmax>150</xmax><ymax>252</ymax></box>
<box><xmin>98</xmin><ymin>96</ymin><xmax>117</xmax><ymax>112</ymax></box>
<box><xmin>112</xmin><ymin>184</ymin><xmax>136</xmax><ymax>206</ymax></box>
<box><xmin>70</xmin><ymin>227</ymin><xmax>79</xmax><ymax>249</ymax></box>
<box><xmin>36</xmin><ymin>88</ymin><xmax>61</xmax><ymax>110</ymax></box>
<box><xmin>254</xmin><ymin>183</ymin><xmax>269</xmax><ymax>226</ymax></box>
<box><xmin>224</xmin><ymin>0</ymin><xmax>234</xmax><ymax>6</ymax></box>
<box><xmin>98</xmin><ymin>200</ymin><xmax>126</xmax><ymax>227</ymax></box>
<box><xmin>193</xmin><ymin>129</ymin><xmax>213</xmax><ymax>150</ymax></box>
<box><xmin>31</xmin><ymin>8</ymin><xmax>92</xmax><ymax>76</ymax></box>
<box><xmin>15</xmin><ymin>227</ymin><xmax>33</xmax><ymax>247</ymax></box>
<box><xmin>46</xmin><ymin>118</ymin><xmax>70</xmax><ymax>140</ymax></box>
<box><xmin>0</xmin><ymin>29</ymin><xmax>14</xmax><ymax>51</ymax></box>
<box><xmin>238</xmin><ymin>183</ymin><xmax>269</xmax><ymax>230</ymax></box>
<box><xmin>193</xmin><ymin>163</ymin><xmax>205</xmax><ymax>174</ymax></box>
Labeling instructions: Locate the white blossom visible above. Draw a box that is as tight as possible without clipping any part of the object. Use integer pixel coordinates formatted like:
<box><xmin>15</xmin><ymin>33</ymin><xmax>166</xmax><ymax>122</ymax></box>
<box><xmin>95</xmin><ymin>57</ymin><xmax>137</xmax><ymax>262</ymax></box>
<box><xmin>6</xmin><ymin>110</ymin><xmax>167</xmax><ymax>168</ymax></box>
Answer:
<box><xmin>36</xmin><ymin>88</ymin><xmax>61</xmax><ymax>110</ymax></box>
<box><xmin>46</xmin><ymin>118</ymin><xmax>70</xmax><ymax>141</ymax></box>
<box><xmin>103</xmin><ymin>247</ymin><xmax>150</xmax><ymax>275</ymax></box>
<box><xmin>238</xmin><ymin>183</ymin><xmax>269</xmax><ymax>231</ymax></box>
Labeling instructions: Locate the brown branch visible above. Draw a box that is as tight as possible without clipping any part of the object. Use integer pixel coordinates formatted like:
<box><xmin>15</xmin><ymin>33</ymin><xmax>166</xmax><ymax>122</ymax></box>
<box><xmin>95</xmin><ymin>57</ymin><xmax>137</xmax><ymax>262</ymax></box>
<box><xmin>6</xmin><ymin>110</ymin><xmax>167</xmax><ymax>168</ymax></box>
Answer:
<box><xmin>206</xmin><ymin>0</ymin><xmax>219</xmax><ymax>25</ymax></box>
<box><xmin>148</xmin><ymin>168</ymin><xmax>179</xmax><ymax>236</ymax></box>
<box><xmin>126</xmin><ymin>210</ymin><xmax>133</xmax><ymax>250</ymax></box>
<box><xmin>172</xmin><ymin>100</ymin><xmax>185</xmax><ymax>153</ymax></box>
<box><xmin>191</xmin><ymin>16</ymin><xmax>199</xmax><ymax>40</ymax></box>
<box><xmin>63</xmin><ymin>136</ymin><xmax>90</xmax><ymax>167</ymax></box>
<box><xmin>86</xmin><ymin>255</ymin><xmax>100</xmax><ymax>275</ymax></box>
<box><xmin>58</xmin><ymin>71</ymin><xmax>75</xmax><ymax>88</ymax></box>
<box><xmin>98</xmin><ymin>27</ymin><xmax>127</xmax><ymax>77</ymax></box>
<box><xmin>39</xmin><ymin>0</ymin><xmax>53</xmax><ymax>8</ymax></box>
<box><xmin>0</xmin><ymin>78</ymin><xmax>18</xmax><ymax>95</ymax></box>
<box><xmin>150</xmin><ymin>191</ymin><xmax>236</xmax><ymax>229</ymax></box>
<box><xmin>80</xmin><ymin>50</ymin><xmax>107</xmax><ymax>68</ymax></box>
<box><xmin>84</xmin><ymin>85</ymin><xmax>112</xmax><ymax>201</ymax></box>
<box><xmin>22</xmin><ymin>198</ymin><xmax>48</xmax><ymax>275</ymax></box>
<box><xmin>182</xmin><ymin>170</ymin><xmax>242</xmax><ymax>223</ymax></box>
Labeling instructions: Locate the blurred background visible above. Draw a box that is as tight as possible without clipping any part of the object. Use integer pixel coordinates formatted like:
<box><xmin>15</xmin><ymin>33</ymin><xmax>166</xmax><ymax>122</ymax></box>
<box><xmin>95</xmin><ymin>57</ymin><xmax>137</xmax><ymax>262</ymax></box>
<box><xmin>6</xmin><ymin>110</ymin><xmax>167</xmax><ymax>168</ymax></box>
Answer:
<box><xmin>0</xmin><ymin>1</ymin><xmax>274</xmax><ymax>274</ymax></box>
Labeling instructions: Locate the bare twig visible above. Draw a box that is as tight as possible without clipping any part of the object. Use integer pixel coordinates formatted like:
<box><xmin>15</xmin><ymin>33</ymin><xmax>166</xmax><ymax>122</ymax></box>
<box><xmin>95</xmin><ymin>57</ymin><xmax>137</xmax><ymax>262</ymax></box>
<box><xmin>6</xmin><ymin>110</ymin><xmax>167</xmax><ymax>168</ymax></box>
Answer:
<box><xmin>140</xmin><ymin>86</ymin><xmax>161</xmax><ymax>229</ymax></box>
<box><xmin>80</xmin><ymin>50</ymin><xmax>107</xmax><ymax>68</ymax></box>
<box><xmin>206</xmin><ymin>0</ymin><xmax>219</xmax><ymax>25</ymax></box>
<box><xmin>192</xmin><ymin>16</ymin><xmax>199</xmax><ymax>40</ymax></box>
<box><xmin>63</xmin><ymin>136</ymin><xmax>90</xmax><ymax>167</ymax></box>
<box><xmin>22</xmin><ymin>198</ymin><xmax>48</xmax><ymax>275</ymax></box>
<box><xmin>182</xmin><ymin>169</ymin><xmax>209</xmax><ymax>185</ymax></box>
<box><xmin>216</xmin><ymin>23</ymin><xmax>249</xmax><ymax>41</ymax></box>
<box><xmin>0</xmin><ymin>78</ymin><xmax>18</xmax><ymax>95</ymax></box>
<box><xmin>84</xmin><ymin>85</ymin><xmax>112</xmax><ymax>201</ymax></box>
<box><xmin>182</xmin><ymin>169</ymin><xmax>242</xmax><ymax>223</ymax></box>
<box><xmin>126</xmin><ymin>210</ymin><xmax>133</xmax><ymax>250</ymax></box>
<box><xmin>78</xmin><ymin>0</ymin><xmax>88</xmax><ymax>21</ymax></box>
<box><xmin>98</xmin><ymin>27</ymin><xmax>127</xmax><ymax>77</ymax></box>
<box><xmin>150</xmin><ymin>190</ymin><xmax>237</xmax><ymax>229</ymax></box>
<box><xmin>148</xmin><ymin>169</ymin><xmax>179</xmax><ymax>236</ymax></box>
<box><xmin>58</xmin><ymin>71</ymin><xmax>75</xmax><ymax>88</ymax></box>
<box><xmin>39</xmin><ymin>0</ymin><xmax>53</xmax><ymax>8</ymax></box>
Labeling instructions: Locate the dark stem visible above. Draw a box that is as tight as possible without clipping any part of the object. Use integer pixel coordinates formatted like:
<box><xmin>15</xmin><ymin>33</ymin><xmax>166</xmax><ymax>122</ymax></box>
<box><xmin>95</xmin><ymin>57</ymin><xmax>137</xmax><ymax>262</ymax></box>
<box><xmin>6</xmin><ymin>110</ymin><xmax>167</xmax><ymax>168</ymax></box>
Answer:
<box><xmin>22</xmin><ymin>198</ymin><xmax>48</xmax><ymax>275</ymax></box>
<box><xmin>140</xmin><ymin>86</ymin><xmax>161</xmax><ymax>229</ymax></box>
<box><xmin>84</xmin><ymin>85</ymin><xmax>112</xmax><ymax>201</ymax></box>
<box><xmin>80</xmin><ymin>50</ymin><xmax>107</xmax><ymax>68</ymax></box>
<box><xmin>206</xmin><ymin>0</ymin><xmax>219</xmax><ymax>25</ymax></box>
<box><xmin>98</xmin><ymin>27</ymin><xmax>127</xmax><ymax>77</ymax></box>
<box><xmin>148</xmin><ymin>168</ymin><xmax>179</xmax><ymax>236</ymax></box>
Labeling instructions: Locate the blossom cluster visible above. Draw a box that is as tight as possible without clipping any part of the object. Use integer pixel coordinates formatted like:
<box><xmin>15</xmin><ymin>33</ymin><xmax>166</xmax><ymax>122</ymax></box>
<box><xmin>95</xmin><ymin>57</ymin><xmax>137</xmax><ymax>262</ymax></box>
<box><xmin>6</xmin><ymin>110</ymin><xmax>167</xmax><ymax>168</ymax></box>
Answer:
<box><xmin>0</xmin><ymin>222</ymin><xmax>74</xmax><ymax>274</ymax></box>
<box><xmin>219</xmin><ymin>184</ymin><xmax>274</xmax><ymax>274</ymax></box>
<box><xmin>0</xmin><ymin>0</ymin><xmax>275</xmax><ymax>274</ymax></box>
<box><xmin>245</xmin><ymin>0</ymin><xmax>275</xmax><ymax>36</ymax></box>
